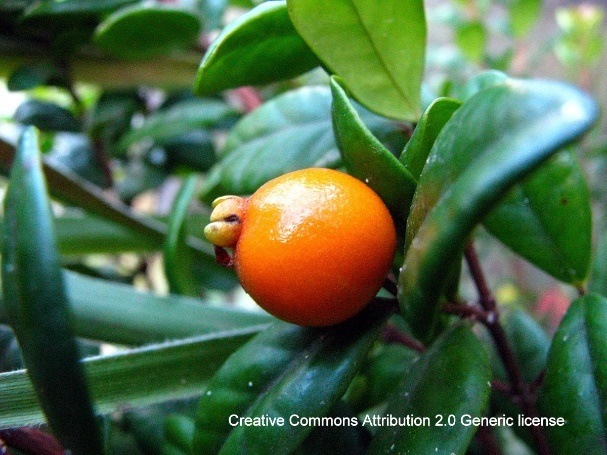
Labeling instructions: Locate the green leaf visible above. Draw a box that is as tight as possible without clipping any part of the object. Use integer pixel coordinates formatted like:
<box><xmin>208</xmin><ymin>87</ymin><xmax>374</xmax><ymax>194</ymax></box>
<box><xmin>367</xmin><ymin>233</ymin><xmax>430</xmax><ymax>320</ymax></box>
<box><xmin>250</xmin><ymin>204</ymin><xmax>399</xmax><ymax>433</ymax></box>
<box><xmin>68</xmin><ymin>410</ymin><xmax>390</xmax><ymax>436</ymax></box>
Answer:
<box><xmin>1</xmin><ymin>127</ymin><xmax>103</xmax><ymax>454</ymax></box>
<box><xmin>117</xmin><ymin>99</ymin><xmax>237</xmax><ymax>152</ymax></box>
<box><xmin>288</xmin><ymin>0</ymin><xmax>426</xmax><ymax>121</ymax></box>
<box><xmin>192</xmin><ymin>301</ymin><xmax>391</xmax><ymax>454</ymax></box>
<box><xmin>330</xmin><ymin>76</ymin><xmax>417</xmax><ymax>227</ymax></box>
<box><xmin>455</xmin><ymin>69</ymin><xmax>509</xmax><ymax>101</ymax></box>
<box><xmin>368</xmin><ymin>323</ymin><xmax>491</xmax><ymax>454</ymax></box>
<box><xmin>7</xmin><ymin>61</ymin><xmax>66</xmax><ymax>91</ymax></box>
<box><xmin>399</xmin><ymin>78</ymin><xmax>597</xmax><ymax>342</ymax></box>
<box><xmin>0</xmin><ymin>138</ymin><xmax>226</xmax><ymax>288</ymax></box>
<box><xmin>455</xmin><ymin>20</ymin><xmax>487</xmax><ymax>63</ymax></box>
<box><xmin>14</xmin><ymin>100</ymin><xmax>81</xmax><ymax>132</ymax></box>
<box><xmin>508</xmin><ymin>0</ymin><xmax>542</xmax><ymax>38</ymax></box>
<box><xmin>589</xmin><ymin>230</ymin><xmax>607</xmax><ymax>295</ymax></box>
<box><xmin>164</xmin><ymin>414</ymin><xmax>195</xmax><ymax>455</ymax></box>
<box><xmin>211</xmin><ymin>85</ymin><xmax>397</xmax><ymax>196</ymax></box>
<box><xmin>62</xmin><ymin>271</ymin><xmax>269</xmax><ymax>345</ymax></box>
<box><xmin>399</xmin><ymin>97</ymin><xmax>461</xmax><ymax>181</ymax></box>
<box><xmin>538</xmin><ymin>293</ymin><xmax>607</xmax><ymax>454</ymax></box>
<box><xmin>194</xmin><ymin>0</ymin><xmax>319</xmax><ymax>95</ymax></box>
<box><xmin>22</xmin><ymin>0</ymin><xmax>138</xmax><ymax>22</ymax></box>
<box><xmin>489</xmin><ymin>307</ymin><xmax>550</xmax><ymax>447</ymax></box>
<box><xmin>94</xmin><ymin>4</ymin><xmax>201</xmax><ymax>60</ymax></box>
<box><xmin>483</xmin><ymin>150</ymin><xmax>592</xmax><ymax>285</ymax></box>
<box><xmin>163</xmin><ymin>131</ymin><xmax>217</xmax><ymax>172</ymax></box>
<box><xmin>0</xmin><ymin>328</ymin><xmax>260</xmax><ymax>430</ymax></box>
<box><xmin>164</xmin><ymin>175</ymin><xmax>199</xmax><ymax>296</ymax></box>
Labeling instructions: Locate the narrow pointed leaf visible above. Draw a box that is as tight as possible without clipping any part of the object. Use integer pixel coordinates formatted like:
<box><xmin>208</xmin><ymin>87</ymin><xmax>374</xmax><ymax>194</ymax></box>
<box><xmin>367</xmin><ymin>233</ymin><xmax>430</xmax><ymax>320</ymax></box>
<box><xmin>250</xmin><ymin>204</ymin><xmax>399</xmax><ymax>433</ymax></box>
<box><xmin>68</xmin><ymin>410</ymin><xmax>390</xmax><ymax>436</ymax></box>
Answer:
<box><xmin>399</xmin><ymin>97</ymin><xmax>461</xmax><ymax>180</ymax></box>
<box><xmin>483</xmin><ymin>149</ymin><xmax>592</xmax><ymax>285</ymax></box>
<box><xmin>288</xmin><ymin>0</ymin><xmax>426</xmax><ymax>121</ymax></box>
<box><xmin>0</xmin><ymin>328</ymin><xmax>262</xmax><ymax>429</ymax></box>
<box><xmin>330</xmin><ymin>76</ymin><xmax>417</xmax><ymax>226</ymax></box>
<box><xmin>0</xmin><ymin>138</ymin><xmax>227</xmax><ymax>289</ymax></box>
<box><xmin>1</xmin><ymin>127</ymin><xmax>102</xmax><ymax>454</ymax></box>
<box><xmin>368</xmin><ymin>323</ymin><xmax>491</xmax><ymax>454</ymax></box>
<box><xmin>164</xmin><ymin>175</ymin><xmax>199</xmax><ymax>296</ymax></box>
<box><xmin>194</xmin><ymin>1</ymin><xmax>319</xmax><ymax>95</ymax></box>
<box><xmin>399</xmin><ymin>78</ymin><xmax>597</xmax><ymax>341</ymax></box>
<box><xmin>64</xmin><ymin>271</ymin><xmax>269</xmax><ymax>345</ymax></box>
<box><xmin>192</xmin><ymin>301</ymin><xmax>391</xmax><ymax>454</ymax></box>
<box><xmin>538</xmin><ymin>293</ymin><xmax>607</xmax><ymax>454</ymax></box>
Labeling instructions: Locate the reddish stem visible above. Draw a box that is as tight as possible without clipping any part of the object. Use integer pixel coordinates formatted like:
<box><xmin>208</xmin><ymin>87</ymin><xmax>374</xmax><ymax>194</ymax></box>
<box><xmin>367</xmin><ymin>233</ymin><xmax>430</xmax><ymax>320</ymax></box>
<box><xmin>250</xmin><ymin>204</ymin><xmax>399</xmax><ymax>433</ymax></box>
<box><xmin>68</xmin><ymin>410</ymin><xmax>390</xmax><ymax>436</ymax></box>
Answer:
<box><xmin>381</xmin><ymin>324</ymin><xmax>425</xmax><ymax>353</ymax></box>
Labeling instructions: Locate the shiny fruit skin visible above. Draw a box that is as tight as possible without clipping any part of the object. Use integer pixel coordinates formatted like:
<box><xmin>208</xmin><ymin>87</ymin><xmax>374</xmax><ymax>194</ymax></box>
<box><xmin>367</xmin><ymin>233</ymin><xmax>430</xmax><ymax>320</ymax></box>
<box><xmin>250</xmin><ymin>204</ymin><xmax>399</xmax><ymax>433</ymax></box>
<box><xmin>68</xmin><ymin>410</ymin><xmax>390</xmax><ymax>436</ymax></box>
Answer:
<box><xmin>234</xmin><ymin>168</ymin><xmax>396</xmax><ymax>326</ymax></box>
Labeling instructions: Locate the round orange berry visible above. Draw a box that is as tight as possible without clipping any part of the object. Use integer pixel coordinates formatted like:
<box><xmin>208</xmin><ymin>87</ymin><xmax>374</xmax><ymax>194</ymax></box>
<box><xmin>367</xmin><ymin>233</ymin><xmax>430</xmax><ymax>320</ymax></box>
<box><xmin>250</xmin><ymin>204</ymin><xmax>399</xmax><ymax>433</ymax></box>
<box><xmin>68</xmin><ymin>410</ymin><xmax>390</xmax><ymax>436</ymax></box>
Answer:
<box><xmin>204</xmin><ymin>168</ymin><xmax>396</xmax><ymax>326</ymax></box>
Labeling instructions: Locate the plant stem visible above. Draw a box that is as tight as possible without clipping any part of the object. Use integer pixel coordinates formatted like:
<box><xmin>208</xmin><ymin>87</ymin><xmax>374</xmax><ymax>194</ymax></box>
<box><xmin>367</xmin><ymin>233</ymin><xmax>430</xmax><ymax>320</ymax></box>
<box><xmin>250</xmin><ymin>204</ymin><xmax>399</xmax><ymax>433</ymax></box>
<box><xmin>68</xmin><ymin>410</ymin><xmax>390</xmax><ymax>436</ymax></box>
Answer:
<box><xmin>464</xmin><ymin>243</ymin><xmax>551</xmax><ymax>455</ymax></box>
<box><xmin>381</xmin><ymin>324</ymin><xmax>425</xmax><ymax>353</ymax></box>
<box><xmin>475</xmin><ymin>424</ymin><xmax>504</xmax><ymax>455</ymax></box>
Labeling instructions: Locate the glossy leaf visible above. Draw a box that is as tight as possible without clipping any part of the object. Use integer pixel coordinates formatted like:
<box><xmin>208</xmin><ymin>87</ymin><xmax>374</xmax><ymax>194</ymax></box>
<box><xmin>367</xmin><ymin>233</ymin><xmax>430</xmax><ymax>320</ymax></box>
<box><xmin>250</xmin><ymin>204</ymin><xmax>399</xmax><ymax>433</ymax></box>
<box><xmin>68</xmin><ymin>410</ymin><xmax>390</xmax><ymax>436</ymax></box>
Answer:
<box><xmin>117</xmin><ymin>99</ymin><xmax>237</xmax><ymax>152</ymax></box>
<box><xmin>1</xmin><ymin>127</ymin><xmax>102</xmax><ymax>454</ymax></box>
<box><xmin>538</xmin><ymin>293</ymin><xmax>607</xmax><ymax>454</ymax></box>
<box><xmin>94</xmin><ymin>4</ymin><xmax>200</xmax><ymax>60</ymax></box>
<box><xmin>0</xmin><ymin>138</ymin><xmax>225</xmax><ymax>288</ymax></box>
<box><xmin>194</xmin><ymin>1</ymin><xmax>319</xmax><ymax>95</ymax></box>
<box><xmin>211</xmin><ymin>85</ymin><xmax>398</xmax><ymax>197</ymax></box>
<box><xmin>288</xmin><ymin>0</ymin><xmax>426</xmax><ymax>121</ymax></box>
<box><xmin>483</xmin><ymin>150</ymin><xmax>592</xmax><ymax>285</ymax></box>
<box><xmin>399</xmin><ymin>78</ymin><xmax>597</xmax><ymax>342</ymax></box>
<box><xmin>63</xmin><ymin>271</ymin><xmax>267</xmax><ymax>345</ymax></box>
<box><xmin>14</xmin><ymin>100</ymin><xmax>81</xmax><ymax>132</ymax></box>
<box><xmin>192</xmin><ymin>301</ymin><xmax>391</xmax><ymax>454</ymax></box>
<box><xmin>368</xmin><ymin>323</ymin><xmax>491</xmax><ymax>454</ymax></box>
<box><xmin>0</xmin><ymin>328</ymin><xmax>261</xmax><ymax>429</ymax></box>
<box><xmin>330</xmin><ymin>76</ymin><xmax>417</xmax><ymax>226</ymax></box>
<box><xmin>399</xmin><ymin>97</ymin><xmax>461</xmax><ymax>181</ymax></box>
<box><xmin>455</xmin><ymin>69</ymin><xmax>509</xmax><ymax>102</ymax></box>
<box><xmin>164</xmin><ymin>175</ymin><xmax>199</xmax><ymax>296</ymax></box>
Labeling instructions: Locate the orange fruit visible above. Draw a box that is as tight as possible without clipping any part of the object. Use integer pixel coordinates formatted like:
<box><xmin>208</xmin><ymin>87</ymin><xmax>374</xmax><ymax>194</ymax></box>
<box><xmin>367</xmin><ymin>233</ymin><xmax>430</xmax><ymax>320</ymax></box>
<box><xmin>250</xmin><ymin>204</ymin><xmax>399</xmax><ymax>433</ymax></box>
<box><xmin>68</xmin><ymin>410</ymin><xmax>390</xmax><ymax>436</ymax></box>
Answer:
<box><xmin>204</xmin><ymin>168</ymin><xmax>396</xmax><ymax>326</ymax></box>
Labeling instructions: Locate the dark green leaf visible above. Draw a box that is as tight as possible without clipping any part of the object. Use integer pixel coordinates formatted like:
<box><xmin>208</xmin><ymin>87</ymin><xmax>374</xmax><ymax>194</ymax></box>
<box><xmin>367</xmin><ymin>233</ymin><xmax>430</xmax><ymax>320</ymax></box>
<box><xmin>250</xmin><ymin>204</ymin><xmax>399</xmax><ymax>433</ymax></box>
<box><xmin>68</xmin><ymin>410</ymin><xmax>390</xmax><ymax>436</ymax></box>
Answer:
<box><xmin>487</xmin><ymin>307</ymin><xmax>550</xmax><ymax>448</ymax></box>
<box><xmin>22</xmin><ymin>0</ymin><xmax>138</xmax><ymax>22</ymax></box>
<box><xmin>47</xmin><ymin>133</ymin><xmax>109</xmax><ymax>187</ymax></box>
<box><xmin>14</xmin><ymin>100</ymin><xmax>81</xmax><ymax>132</ymax></box>
<box><xmin>192</xmin><ymin>301</ymin><xmax>391</xmax><ymax>454</ymax></box>
<box><xmin>7</xmin><ymin>62</ymin><xmax>66</xmax><ymax>91</ymax></box>
<box><xmin>589</xmin><ymin>230</ymin><xmax>607</xmax><ymax>295</ymax></box>
<box><xmin>0</xmin><ymin>138</ymin><xmax>225</xmax><ymax>286</ymax></box>
<box><xmin>399</xmin><ymin>97</ymin><xmax>461</xmax><ymax>181</ymax></box>
<box><xmin>163</xmin><ymin>131</ymin><xmax>217</xmax><ymax>172</ymax></box>
<box><xmin>164</xmin><ymin>414</ymin><xmax>195</xmax><ymax>455</ymax></box>
<box><xmin>330</xmin><ymin>76</ymin><xmax>417</xmax><ymax>227</ymax></box>
<box><xmin>211</xmin><ymin>85</ymin><xmax>396</xmax><ymax>197</ymax></box>
<box><xmin>164</xmin><ymin>175</ymin><xmax>199</xmax><ymax>296</ymax></box>
<box><xmin>117</xmin><ymin>99</ymin><xmax>237</xmax><ymax>152</ymax></box>
<box><xmin>399</xmin><ymin>78</ymin><xmax>597</xmax><ymax>341</ymax></box>
<box><xmin>483</xmin><ymin>150</ymin><xmax>592</xmax><ymax>285</ymax></box>
<box><xmin>194</xmin><ymin>1</ymin><xmax>319</xmax><ymax>95</ymax></box>
<box><xmin>288</xmin><ymin>0</ymin><xmax>426</xmax><ymax>121</ymax></box>
<box><xmin>62</xmin><ymin>271</ymin><xmax>267</xmax><ymax>345</ymax></box>
<box><xmin>94</xmin><ymin>4</ymin><xmax>200</xmax><ymax>60</ymax></box>
<box><xmin>1</xmin><ymin>127</ymin><xmax>102</xmax><ymax>454</ymax></box>
<box><xmin>368</xmin><ymin>323</ymin><xmax>491</xmax><ymax>454</ymax></box>
<box><xmin>0</xmin><ymin>328</ymin><xmax>261</xmax><ymax>429</ymax></box>
<box><xmin>538</xmin><ymin>293</ymin><xmax>607</xmax><ymax>454</ymax></box>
